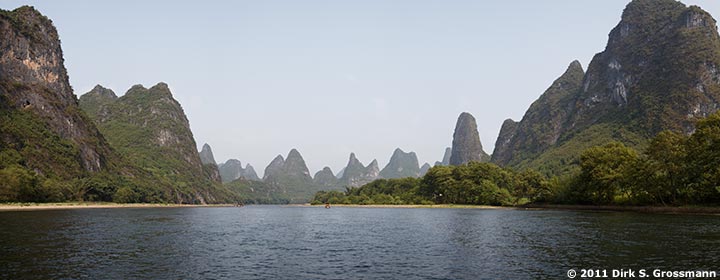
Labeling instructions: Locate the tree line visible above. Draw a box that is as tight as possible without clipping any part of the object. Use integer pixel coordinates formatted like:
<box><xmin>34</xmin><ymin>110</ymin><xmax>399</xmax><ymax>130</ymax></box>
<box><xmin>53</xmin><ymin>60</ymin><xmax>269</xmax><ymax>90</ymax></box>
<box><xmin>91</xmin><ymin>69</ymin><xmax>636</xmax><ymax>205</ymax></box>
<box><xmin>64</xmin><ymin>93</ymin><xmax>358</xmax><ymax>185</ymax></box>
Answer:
<box><xmin>313</xmin><ymin>112</ymin><xmax>720</xmax><ymax>206</ymax></box>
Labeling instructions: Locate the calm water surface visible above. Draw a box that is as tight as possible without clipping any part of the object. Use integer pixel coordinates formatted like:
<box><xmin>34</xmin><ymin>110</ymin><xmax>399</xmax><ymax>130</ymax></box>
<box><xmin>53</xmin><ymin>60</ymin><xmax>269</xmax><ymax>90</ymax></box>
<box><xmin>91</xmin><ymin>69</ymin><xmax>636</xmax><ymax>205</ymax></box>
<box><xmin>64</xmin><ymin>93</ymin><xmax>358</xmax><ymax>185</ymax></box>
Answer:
<box><xmin>0</xmin><ymin>206</ymin><xmax>718</xmax><ymax>279</ymax></box>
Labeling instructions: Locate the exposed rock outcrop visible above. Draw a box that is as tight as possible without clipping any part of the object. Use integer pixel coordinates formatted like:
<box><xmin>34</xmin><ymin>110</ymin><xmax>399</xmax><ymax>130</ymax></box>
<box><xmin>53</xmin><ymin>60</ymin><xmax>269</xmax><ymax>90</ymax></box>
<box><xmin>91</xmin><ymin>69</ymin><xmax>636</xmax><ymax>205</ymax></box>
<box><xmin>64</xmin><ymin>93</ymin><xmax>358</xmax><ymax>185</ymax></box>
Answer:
<box><xmin>567</xmin><ymin>0</ymin><xmax>720</xmax><ymax>134</ymax></box>
<box><xmin>492</xmin><ymin>0</ymin><xmax>720</xmax><ymax>174</ymax></box>
<box><xmin>491</xmin><ymin>119</ymin><xmax>519</xmax><ymax>164</ymax></box>
<box><xmin>0</xmin><ymin>6</ymin><xmax>118</xmax><ymax>178</ymax></box>
<box><xmin>449</xmin><ymin>112</ymin><xmax>490</xmax><ymax>165</ymax></box>
<box><xmin>80</xmin><ymin>83</ymin><xmax>223</xmax><ymax>203</ymax></box>
<box><xmin>491</xmin><ymin>61</ymin><xmax>584</xmax><ymax>166</ymax></box>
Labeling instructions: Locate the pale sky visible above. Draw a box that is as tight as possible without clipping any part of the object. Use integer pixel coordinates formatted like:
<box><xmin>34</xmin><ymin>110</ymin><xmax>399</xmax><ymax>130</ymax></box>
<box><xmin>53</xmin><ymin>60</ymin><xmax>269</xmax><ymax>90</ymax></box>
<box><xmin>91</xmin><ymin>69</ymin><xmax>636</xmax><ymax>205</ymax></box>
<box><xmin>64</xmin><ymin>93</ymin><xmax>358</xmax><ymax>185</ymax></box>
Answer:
<box><xmin>2</xmin><ymin>0</ymin><xmax>718</xmax><ymax>176</ymax></box>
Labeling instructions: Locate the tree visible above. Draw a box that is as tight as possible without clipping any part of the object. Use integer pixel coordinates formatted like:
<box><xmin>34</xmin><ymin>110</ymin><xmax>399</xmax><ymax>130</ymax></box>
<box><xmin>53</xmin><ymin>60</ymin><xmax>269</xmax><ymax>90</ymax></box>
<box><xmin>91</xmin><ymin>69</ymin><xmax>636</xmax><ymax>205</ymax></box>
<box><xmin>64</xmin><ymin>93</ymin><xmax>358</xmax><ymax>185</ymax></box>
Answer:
<box><xmin>685</xmin><ymin>112</ymin><xmax>720</xmax><ymax>203</ymax></box>
<box><xmin>574</xmin><ymin>142</ymin><xmax>638</xmax><ymax>204</ymax></box>
<box><xmin>512</xmin><ymin>169</ymin><xmax>550</xmax><ymax>205</ymax></box>
<box><xmin>633</xmin><ymin>130</ymin><xmax>687</xmax><ymax>204</ymax></box>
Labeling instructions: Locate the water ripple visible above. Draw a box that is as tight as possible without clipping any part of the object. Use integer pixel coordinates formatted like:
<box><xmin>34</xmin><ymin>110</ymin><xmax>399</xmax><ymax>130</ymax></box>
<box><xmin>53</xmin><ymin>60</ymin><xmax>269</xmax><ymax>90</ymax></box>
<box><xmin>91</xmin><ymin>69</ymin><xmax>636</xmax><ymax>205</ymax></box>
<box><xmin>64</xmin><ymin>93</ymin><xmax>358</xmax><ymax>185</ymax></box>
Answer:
<box><xmin>0</xmin><ymin>206</ymin><xmax>718</xmax><ymax>279</ymax></box>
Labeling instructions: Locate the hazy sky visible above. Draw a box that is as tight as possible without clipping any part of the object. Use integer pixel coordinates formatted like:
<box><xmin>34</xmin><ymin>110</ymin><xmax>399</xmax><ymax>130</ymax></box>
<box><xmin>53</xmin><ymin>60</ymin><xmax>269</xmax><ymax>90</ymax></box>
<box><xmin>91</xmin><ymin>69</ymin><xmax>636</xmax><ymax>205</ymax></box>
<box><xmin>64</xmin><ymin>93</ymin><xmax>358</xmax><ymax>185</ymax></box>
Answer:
<box><xmin>1</xmin><ymin>1</ymin><xmax>718</xmax><ymax>176</ymax></box>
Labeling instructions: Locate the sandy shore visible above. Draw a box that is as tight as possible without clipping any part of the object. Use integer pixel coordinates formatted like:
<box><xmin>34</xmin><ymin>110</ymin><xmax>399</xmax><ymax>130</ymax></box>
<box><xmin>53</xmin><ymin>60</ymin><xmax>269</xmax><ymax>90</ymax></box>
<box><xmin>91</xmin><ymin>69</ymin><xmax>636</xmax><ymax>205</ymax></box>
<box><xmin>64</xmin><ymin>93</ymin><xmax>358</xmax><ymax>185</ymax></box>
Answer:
<box><xmin>0</xmin><ymin>202</ymin><xmax>235</xmax><ymax>212</ymax></box>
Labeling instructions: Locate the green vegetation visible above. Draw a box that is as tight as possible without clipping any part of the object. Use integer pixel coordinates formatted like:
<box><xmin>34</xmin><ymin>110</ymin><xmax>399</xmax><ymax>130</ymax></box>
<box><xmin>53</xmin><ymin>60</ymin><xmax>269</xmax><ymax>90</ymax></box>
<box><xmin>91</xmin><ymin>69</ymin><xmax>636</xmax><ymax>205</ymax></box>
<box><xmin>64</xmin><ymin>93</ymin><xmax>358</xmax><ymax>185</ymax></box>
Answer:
<box><xmin>0</xmin><ymin>90</ymin><xmax>120</xmax><ymax>203</ymax></box>
<box><xmin>495</xmin><ymin>0</ymin><xmax>720</xmax><ymax>180</ymax></box>
<box><xmin>78</xmin><ymin>84</ymin><xmax>239</xmax><ymax>204</ymax></box>
<box><xmin>312</xmin><ymin>162</ymin><xmax>552</xmax><ymax>206</ymax></box>
<box><xmin>4</xmin><ymin>0</ymin><xmax>720</xmax><ymax>208</ymax></box>
<box><xmin>224</xmin><ymin>178</ymin><xmax>290</xmax><ymax>204</ymax></box>
<box><xmin>559</xmin><ymin>112</ymin><xmax>720</xmax><ymax>205</ymax></box>
<box><xmin>315</xmin><ymin>112</ymin><xmax>720</xmax><ymax>207</ymax></box>
<box><xmin>518</xmin><ymin>123</ymin><xmax>647</xmax><ymax>176</ymax></box>
<box><xmin>0</xmin><ymin>6</ymin><xmax>58</xmax><ymax>44</ymax></box>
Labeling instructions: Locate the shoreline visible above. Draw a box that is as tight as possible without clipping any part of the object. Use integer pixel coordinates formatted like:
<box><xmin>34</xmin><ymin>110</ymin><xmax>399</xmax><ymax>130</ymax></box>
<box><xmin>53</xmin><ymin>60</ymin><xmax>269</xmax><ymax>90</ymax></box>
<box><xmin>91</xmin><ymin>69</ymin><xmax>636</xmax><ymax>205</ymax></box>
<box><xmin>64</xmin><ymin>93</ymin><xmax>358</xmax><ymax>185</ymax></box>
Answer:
<box><xmin>303</xmin><ymin>204</ymin><xmax>506</xmax><ymax>209</ymax></box>
<box><xmin>0</xmin><ymin>202</ymin><xmax>235</xmax><ymax>212</ymax></box>
<box><xmin>2</xmin><ymin>202</ymin><xmax>719</xmax><ymax>215</ymax></box>
<box><xmin>519</xmin><ymin>204</ymin><xmax>720</xmax><ymax>215</ymax></box>
<box><xmin>302</xmin><ymin>203</ymin><xmax>720</xmax><ymax>215</ymax></box>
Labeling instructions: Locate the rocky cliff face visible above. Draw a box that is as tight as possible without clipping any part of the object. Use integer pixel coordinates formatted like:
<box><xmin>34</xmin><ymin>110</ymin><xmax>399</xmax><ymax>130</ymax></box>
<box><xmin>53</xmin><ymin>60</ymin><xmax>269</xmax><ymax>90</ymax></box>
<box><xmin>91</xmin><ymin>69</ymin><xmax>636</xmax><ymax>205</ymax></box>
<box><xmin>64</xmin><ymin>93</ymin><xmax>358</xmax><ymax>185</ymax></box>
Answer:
<box><xmin>379</xmin><ymin>148</ymin><xmax>421</xmax><ymax>179</ymax></box>
<box><xmin>313</xmin><ymin>167</ymin><xmax>338</xmax><ymax>187</ymax></box>
<box><xmin>0</xmin><ymin>6</ymin><xmax>118</xmax><ymax>178</ymax></box>
<box><xmin>492</xmin><ymin>119</ymin><xmax>518</xmax><ymax>163</ymax></box>
<box><xmin>491</xmin><ymin>61</ymin><xmax>585</xmax><ymax>166</ymax></box>
<box><xmin>492</xmin><ymin>0</ymin><xmax>720</xmax><ymax>174</ymax></box>
<box><xmin>568</xmin><ymin>0</ymin><xmax>720</xmax><ymax>135</ymax></box>
<box><xmin>339</xmin><ymin>153</ymin><xmax>380</xmax><ymax>187</ymax></box>
<box><xmin>79</xmin><ymin>83</ymin><xmax>223</xmax><ymax>203</ymax></box>
<box><xmin>449</xmin><ymin>112</ymin><xmax>490</xmax><ymax>165</ymax></box>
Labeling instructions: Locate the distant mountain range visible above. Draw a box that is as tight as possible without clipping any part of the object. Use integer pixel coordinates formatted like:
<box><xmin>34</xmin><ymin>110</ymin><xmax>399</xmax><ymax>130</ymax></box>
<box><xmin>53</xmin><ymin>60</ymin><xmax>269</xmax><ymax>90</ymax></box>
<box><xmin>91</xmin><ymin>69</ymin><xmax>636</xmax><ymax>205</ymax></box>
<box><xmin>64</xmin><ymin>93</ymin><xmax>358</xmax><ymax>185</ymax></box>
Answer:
<box><xmin>218</xmin><ymin>159</ymin><xmax>260</xmax><ymax>183</ymax></box>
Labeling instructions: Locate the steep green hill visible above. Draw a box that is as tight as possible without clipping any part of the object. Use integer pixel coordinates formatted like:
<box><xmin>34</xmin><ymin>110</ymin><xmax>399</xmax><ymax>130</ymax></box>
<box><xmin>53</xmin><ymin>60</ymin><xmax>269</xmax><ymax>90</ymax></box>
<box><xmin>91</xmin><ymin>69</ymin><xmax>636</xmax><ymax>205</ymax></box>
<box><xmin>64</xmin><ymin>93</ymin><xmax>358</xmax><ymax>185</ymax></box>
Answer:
<box><xmin>493</xmin><ymin>0</ymin><xmax>720</xmax><ymax>175</ymax></box>
<box><xmin>0</xmin><ymin>6</ymin><xmax>131</xmax><ymax>202</ymax></box>
<box><xmin>79</xmin><ymin>84</ymin><xmax>235</xmax><ymax>203</ymax></box>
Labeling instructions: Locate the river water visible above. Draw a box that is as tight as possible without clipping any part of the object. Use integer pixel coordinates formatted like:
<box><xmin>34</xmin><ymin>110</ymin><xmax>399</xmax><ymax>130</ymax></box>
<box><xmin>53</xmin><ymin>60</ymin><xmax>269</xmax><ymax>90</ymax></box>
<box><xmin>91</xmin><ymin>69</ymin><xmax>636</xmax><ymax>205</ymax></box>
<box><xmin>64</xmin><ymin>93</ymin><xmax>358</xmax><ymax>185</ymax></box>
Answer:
<box><xmin>0</xmin><ymin>206</ymin><xmax>718</xmax><ymax>279</ymax></box>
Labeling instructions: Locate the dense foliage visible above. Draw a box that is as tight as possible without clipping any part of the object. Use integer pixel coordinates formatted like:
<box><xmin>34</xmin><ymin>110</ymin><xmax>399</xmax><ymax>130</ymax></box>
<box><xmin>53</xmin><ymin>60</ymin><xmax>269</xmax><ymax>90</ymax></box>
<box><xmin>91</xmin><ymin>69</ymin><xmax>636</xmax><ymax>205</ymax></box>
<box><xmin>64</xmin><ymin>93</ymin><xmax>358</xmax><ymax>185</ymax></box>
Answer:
<box><xmin>224</xmin><ymin>178</ymin><xmax>290</xmax><ymax>204</ymax></box>
<box><xmin>77</xmin><ymin>84</ymin><xmax>239</xmax><ymax>204</ymax></box>
<box><xmin>560</xmin><ymin>112</ymin><xmax>720</xmax><ymax>205</ymax></box>
<box><xmin>312</xmin><ymin>162</ymin><xmax>552</xmax><ymax>206</ymax></box>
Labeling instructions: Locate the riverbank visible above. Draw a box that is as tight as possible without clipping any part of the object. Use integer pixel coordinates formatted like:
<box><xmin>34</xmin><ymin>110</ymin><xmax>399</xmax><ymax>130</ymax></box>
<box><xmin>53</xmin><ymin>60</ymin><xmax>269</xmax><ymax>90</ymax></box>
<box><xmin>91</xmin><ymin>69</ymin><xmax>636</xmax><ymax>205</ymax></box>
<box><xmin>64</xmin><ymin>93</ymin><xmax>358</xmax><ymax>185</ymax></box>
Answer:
<box><xmin>4</xmin><ymin>202</ymin><xmax>719</xmax><ymax>215</ymax></box>
<box><xmin>311</xmin><ymin>204</ymin><xmax>506</xmax><ymax>209</ymax></box>
<box><xmin>520</xmin><ymin>204</ymin><xmax>720</xmax><ymax>215</ymax></box>
<box><xmin>305</xmin><ymin>203</ymin><xmax>720</xmax><ymax>214</ymax></box>
<box><xmin>0</xmin><ymin>202</ymin><xmax>235</xmax><ymax>212</ymax></box>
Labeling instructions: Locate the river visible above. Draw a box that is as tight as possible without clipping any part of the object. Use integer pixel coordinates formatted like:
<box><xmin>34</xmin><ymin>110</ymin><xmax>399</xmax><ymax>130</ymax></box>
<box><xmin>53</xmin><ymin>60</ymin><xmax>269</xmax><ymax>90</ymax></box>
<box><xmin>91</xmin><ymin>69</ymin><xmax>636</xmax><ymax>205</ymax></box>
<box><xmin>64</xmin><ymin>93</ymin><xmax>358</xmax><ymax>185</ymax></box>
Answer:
<box><xmin>1</xmin><ymin>206</ymin><xmax>718</xmax><ymax>279</ymax></box>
